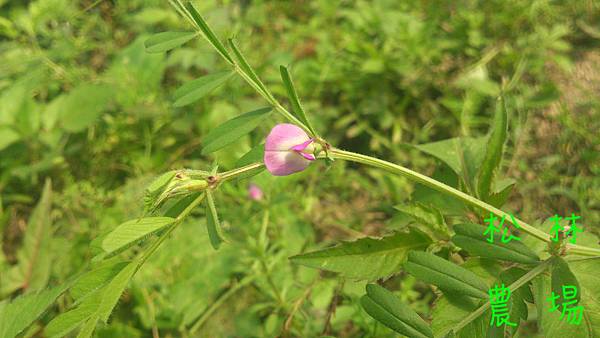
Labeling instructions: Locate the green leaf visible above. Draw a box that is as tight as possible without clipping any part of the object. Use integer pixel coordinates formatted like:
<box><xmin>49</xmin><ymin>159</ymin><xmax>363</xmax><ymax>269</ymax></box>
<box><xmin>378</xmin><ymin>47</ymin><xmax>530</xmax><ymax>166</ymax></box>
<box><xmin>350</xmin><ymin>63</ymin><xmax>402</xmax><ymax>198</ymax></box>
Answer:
<box><xmin>290</xmin><ymin>229</ymin><xmax>431</xmax><ymax>280</ymax></box>
<box><xmin>70</xmin><ymin>261</ymin><xmax>129</xmax><ymax>300</ymax></box>
<box><xmin>205</xmin><ymin>190</ymin><xmax>224</xmax><ymax>250</ymax></box>
<box><xmin>228</xmin><ymin>38</ymin><xmax>271</xmax><ymax>98</ymax></box>
<box><xmin>97</xmin><ymin>261</ymin><xmax>138</xmax><ymax>322</ymax></box>
<box><xmin>143</xmin><ymin>171</ymin><xmax>177</xmax><ymax>214</ymax></box>
<box><xmin>431</xmin><ymin>293</ymin><xmax>489</xmax><ymax>338</ymax></box>
<box><xmin>201</xmin><ymin>107</ymin><xmax>272</xmax><ymax>154</ymax></box>
<box><xmin>0</xmin><ymin>282</ymin><xmax>71</xmax><ymax>338</ymax></box>
<box><xmin>361</xmin><ymin>284</ymin><xmax>433</xmax><ymax>338</ymax></box>
<box><xmin>279</xmin><ymin>65</ymin><xmax>316</xmax><ymax>136</ymax></box>
<box><xmin>551</xmin><ymin>257</ymin><xmax>580</xmax><ymax>308</ymax></box>
<box><xmin>476</xmin><ymin>96</ymin><xmax>508</xmax><ymax>201</ymax></box>
<box><xmin>451</xmin><ymin>223</ymin><xmax>539</xmax><ymax>264</ymax></box>
<box><xmin>144</xmin><ymin>31</ymin><xmax>197</xmax><ymax>53</ymax></box>
<box><xmin>76</xmin><ymin>316</ymin><xmax>99</xmax><ymax>338</ymax></box>
<box><xmin>487</xmin><ymin>178</ymin><xmax>515</xmax><ymax>208</ymax></box>
<box><xmin>184</xmin><ymin>2</ymin><xmax>234</xmax><ymax>64</ymax></box>
<box><xmin>236</xmin><ymin>144</ymin><xmax>264</xmax><ymax>167</ymax></box>
<box><xmin>3</xmin><ymin>179</ymin><xmax>53</xmax><ymax>294</ymax></box>
<box><xmin>394</xmin><ymin>203</ymin><xmax>448</xmax><ymax>240</ymax></box>
<box><xmin>0</xmin><ymin>126</ymin><xmax>20</xmax><ymax>151</ymax></box>
<box><xmin>45</xmin><ymin>291</ymin><xmax>102</xmax><ymax>338</ymax></box>
<box><xmin>102</xmin><ymin>217</ymin><xmax>175</xmax><ymax>255</ymax></box>
<box><xmin>405</xmin><ymin>251</ymin><xmax>489</xmax><ymax>299</ymax></box>
<box><xmin>59</xmin><ymin>84</ymin><xmax>114</xmax><ymax>132</ymax></box>
<box><xmin>533</xmin><ymin>258</ymin><xmax>600</xmax><ymax>337</ymax></box>
<box><xmin>498</xmin><ymin>268</ymin><xmax>531</xmax><ymax>335</ymax></box>
<box><xmin>173</xmin><ymin>71</ymin><xmax>233</xmax><ymax>107</ymax></box>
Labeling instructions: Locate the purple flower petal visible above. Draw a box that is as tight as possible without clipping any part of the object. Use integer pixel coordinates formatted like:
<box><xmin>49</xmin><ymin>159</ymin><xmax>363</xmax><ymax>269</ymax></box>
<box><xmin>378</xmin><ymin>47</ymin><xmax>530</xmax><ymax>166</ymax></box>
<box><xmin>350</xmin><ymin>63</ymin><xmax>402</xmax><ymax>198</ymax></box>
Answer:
<box><xmin>264</xmin><ymin>124</ymin><xmax>314</xmax><ymax>176</ymax></box>
<box><xmin>248</xmin><ymin>183</ymin><xmax>263</xmax><ymax>201</ymax></box>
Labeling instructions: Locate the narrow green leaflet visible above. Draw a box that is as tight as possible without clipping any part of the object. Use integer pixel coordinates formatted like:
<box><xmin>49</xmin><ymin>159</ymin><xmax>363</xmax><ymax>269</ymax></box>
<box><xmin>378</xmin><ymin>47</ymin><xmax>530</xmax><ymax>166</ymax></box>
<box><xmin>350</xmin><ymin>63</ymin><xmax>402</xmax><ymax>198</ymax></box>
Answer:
<box><xmin>102</xmin><ymin>217</ymin><xmax>175</xmax><ymax>255</ymax></box>
<box><xmin>236</xmin><ymin>144</ymin><xmax>264</xmax><ymax>167</ymax></box>
<box><xmin>184</xmin><ymin>2</ymin><xmax>233</xmax><ymax>64</ymax></box>
<box><xmin>201</xmin><ymin>107</ymin><xmax>272</xmax><ymax>154</ymax></box>
<box><xmin>452</xmin><ymin>223</ymin><xmax>539</xmax><ymax>264</ymax></box>
<box><xmin>290</xmin><ymin>229</ymin><xmax>431</xmax><ymax>280</ymax></box>
<box><xmin>97</xmin><ymin>261</ymin><xmax>138</xmax><ymax>322</ymax></box>
<box><xmin>476</xmin><ymin>96</ymin><xmax>508</xmax><ymax>201</ymax></box>
<box><xmin>3</xmin><ymin>179</ymin><xmax>53</xmax><ymax>294</ymax></box>
<box><xmin>228</xmin><ymin>38</ymin><xmax>271</xmax><ymax>99</ymax></box>
<box><xmin>551</xmin><ymin>257</ymin><xmax>580</xmax><ymax>308</ymax></box>
<box><xmin>144</xmin><ymin>31</ymin><xmax>197</xmax><ymax>53</ymax></box>
<box><xmin>143</xmin><ymin>170</ymin><xmax>177</xmax><ymax>214</ymax></box>
<box><xmin>45</xmin><ymin>291</ymin><xmax>102</xmax><ymax>337</ymax></box>
<box><xmin>279</xmin><ymin>65</ymin><xmax>317</xmax><ymax>136</ymax></box>
<box><xmin>173</xmin><ymin>70</ymin><xmax>233</xmax><ymax>107</ymax></box>
<box><xmin>0</xmin><ymin>126</ymin><xmax>20</xmax><ymax>151</ymax></box>
<box><xmin>76</xmin><ymin>316</ymin><xmax>99</xmax><ymax>338</ymax></box>
<box><xmin>405</xmin><ymin>251</ymin><xmax>489</xmax><ymax>299</ymax></box>
<box><xmin>361</xmin><ymin>284</ymin><xmax>433</xmax><ymax>338</ymax></box>
<box><xmin>70</xmin><ymin>261</ymin><xmax>129</xmax><ymax>300</ymax></box>
<box><xmin>0</xmin><ymin>282</ymin><xmax>71</xmax><ymax>338</ymax></box>
<box><xmin>205</xmin><ymin>190</ymin><xmax>225</xmax><ymax>250</ymax></box>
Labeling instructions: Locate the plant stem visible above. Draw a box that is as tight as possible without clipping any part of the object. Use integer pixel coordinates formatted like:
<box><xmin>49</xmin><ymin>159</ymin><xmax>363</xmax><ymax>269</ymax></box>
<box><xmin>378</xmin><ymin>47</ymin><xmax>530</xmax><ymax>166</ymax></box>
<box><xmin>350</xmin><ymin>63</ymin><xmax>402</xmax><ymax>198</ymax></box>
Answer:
<box><xmin>219</xmin><ymin>162</ymin><xmax>264</xmax><ymax>182</ymax></box>
<box><xmin>329</xmin><ymin>148</ymin><xmax>600</xmax><ymax>257</ymax></box>
<box><xmin>451</xmin><ymin>259</ymin><xmax>551</xmax><ymax>334</ymax></box>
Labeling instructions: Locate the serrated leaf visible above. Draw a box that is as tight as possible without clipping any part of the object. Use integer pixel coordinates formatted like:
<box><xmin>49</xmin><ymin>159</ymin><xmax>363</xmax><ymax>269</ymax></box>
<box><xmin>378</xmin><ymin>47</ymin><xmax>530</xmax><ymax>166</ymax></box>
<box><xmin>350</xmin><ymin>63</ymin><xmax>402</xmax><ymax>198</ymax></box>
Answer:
<box><xmin>144</xmin><ymin>31</ymin><xmax>197</xmax><ymax>53</ymax></box>
<box><xmin>205</xmin><ymin>190</ymin><xmax>224</xmax><ymax>250</ymax></box>
<box><xmin>477</xmin><ymin>96</ymin><xmax>508</xmax><ymax>201</ymax></box>
<box><xmin>184</xmin><ymin>2</ymin><xmax>233</xmax><ymax>64</ymax></box>
<box><xmin>201</xmin><ymin>107</ymin><xmax>272</xmax><ymax>154</ymax></box>
<box><xmin>451</xmin><ymin>223</ymin><xmax>539</xmax><ymax>264</ymax></box>
<box><xmin>0</xmin><ymin>282</ymin><xmax>71</xmax><ymax>338</ymax></box>
<box><xmin>405</xmin><ymin>251</ymin><xmax>489</xmax><ymax>299</ymax></box>
<box><xmin>290</xmin><ymin>229</ymin><xmax>431</xmax><ymax>280</ymax></box>
<box><xmin>98</xmin><ymin>261</ymin><xmax>137</xmax><ymax>322</ymax></box>
<box><xmin>102</xmin><ymin>217</ymin><xmax>175</xmax><ymax>255</ymax></box>
<box><xmin>70</xmin><ymin>261</ymin><xmax>129</xmax><ymax>300</ymax></box>
<box><xmin>45</xmin><ymin>291</ymin><xmax>102</xmax><ymax>338</ymax></box>
<box><xmin>279</xmin><ymin>65</ymin><xmax>316</xmax><ymax>136</ymax></box>
<box><xmin>361</xmin><ymin>284</ymin><xmax>433</xmax><ymax>338</ymax></box>
<box><xmin>551</xmin><ymin>257</ymin><xmax>580</xmax><ymax>308</ymax></box>
<box><xmin>173</xmin><ymin>71</ymin><xmax>233</xmax><ymax>107</ymax></box>
<box><xmin>533</xmin><ymin>258</ymin><xmax>600</xmax><ymax>337</ymax></box>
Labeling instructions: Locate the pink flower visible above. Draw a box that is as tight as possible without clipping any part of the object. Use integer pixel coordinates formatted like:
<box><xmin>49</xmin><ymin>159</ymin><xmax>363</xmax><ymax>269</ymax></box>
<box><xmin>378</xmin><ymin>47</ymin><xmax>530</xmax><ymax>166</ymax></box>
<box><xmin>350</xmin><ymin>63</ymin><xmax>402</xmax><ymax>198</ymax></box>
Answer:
<box><xmin>248</xmin><ymin>183</ymin><xmax>263</xmax><ymax>201</ymax></box>
<box><xmin>264</xmin><ymin>124</ymin><xmax>315</xmax><ymax>176</ymax></box>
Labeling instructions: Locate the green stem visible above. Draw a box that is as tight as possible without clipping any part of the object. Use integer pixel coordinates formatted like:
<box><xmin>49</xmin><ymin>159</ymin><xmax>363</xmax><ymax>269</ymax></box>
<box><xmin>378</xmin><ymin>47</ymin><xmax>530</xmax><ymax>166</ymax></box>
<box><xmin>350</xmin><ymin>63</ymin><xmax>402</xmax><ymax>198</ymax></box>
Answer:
<box><xmin>219</xmin><ymin>162</ymin><xmax>264</xmax><ymax>182</ymax></box>
<box><xmin>329</xmin><ymin>148</ymin><xmax>600</xmax><ymax>257</ymax></box>
<box><xmin>451</xmin><ymin>259</ymin><xmax>551</xmax><ymax>335</ymax></box>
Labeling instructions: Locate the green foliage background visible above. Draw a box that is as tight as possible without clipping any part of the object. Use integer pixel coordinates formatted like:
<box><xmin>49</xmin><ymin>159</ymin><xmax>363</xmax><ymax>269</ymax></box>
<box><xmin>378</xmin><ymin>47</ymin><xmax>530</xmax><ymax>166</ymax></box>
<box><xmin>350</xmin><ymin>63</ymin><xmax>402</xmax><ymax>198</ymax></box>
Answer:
<box><xmin>0</xmin><ymin>0</ymin><xmax>599</xmax><ymax>337</ymax></box>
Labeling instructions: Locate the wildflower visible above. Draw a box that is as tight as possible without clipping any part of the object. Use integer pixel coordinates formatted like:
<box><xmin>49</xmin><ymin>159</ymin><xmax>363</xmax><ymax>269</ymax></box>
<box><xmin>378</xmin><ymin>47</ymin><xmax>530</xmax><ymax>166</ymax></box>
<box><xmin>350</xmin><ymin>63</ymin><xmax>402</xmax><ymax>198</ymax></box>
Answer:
<box><xmin>248</xmin><ymin>183</ymin><xmax>263</xmax><ymax>201</ymax></box>
<box><xmin>264</xmin><ymin>123</ymin><xmax>316</xmax><ymax>176</ymax></box>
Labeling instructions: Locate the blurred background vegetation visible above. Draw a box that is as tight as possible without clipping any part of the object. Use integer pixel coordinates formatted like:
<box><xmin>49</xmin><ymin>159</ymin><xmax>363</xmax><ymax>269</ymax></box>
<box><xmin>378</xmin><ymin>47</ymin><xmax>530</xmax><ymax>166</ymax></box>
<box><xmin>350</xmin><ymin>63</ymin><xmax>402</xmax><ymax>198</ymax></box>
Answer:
<box><xmin>0</xmin><ymin>0</ymin><xmax>599</xmax><ymax>337</ymax></box>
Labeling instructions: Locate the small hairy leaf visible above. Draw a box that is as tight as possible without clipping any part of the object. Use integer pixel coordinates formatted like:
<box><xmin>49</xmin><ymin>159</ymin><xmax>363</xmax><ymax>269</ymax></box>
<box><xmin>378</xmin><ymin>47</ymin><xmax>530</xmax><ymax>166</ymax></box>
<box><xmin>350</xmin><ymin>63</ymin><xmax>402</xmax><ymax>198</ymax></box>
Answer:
<box><xmin>361</xmin><ymin>284</ymin><xmax>433</xmax><ymax>338</ymax></box>
<box><xmin>452</xmin><ymin>223</ymin><xmax>539</xmax><ymax>264</ymax></box>
<box><xmin>290</xmin><ymin>229</ymin><xmax>431</xmax><ymax>280</ymax></box>
<box><xmin>201</xmin><ymin>107</ymin><xmax>272</xmax><ymax>154</ymax></box>
<box><xmin>144</xmin><ymin>31</ymin><xmax>197</xmax><ymax>53</ymax></box>
<box><xmin>98</xmin><ymin>261</ymin><xmax>137</xmax><ymax>322</ymax></box>
<box><xmin>102</xmin><ymin>217</ymin><xmax>175</xmax><ymax>255</ymax></box>
<box><xmin>205</xmin><ymin>190</ymin><xmax>225</xmax><ymax>250</ymax></box>
<box><xmin>279</xmin><ymin>65</ymin><xmax>316</xmax><ymax>136</ymax></box>
<box><xmin>45</xmin><ymin>291</ymin><xmax>102</xmax><ymax>338</ymax></box>
<box><xmin>70</xmin><ymin>261</ymin><xmax>129</xmax><ymax>300</ymax></box>
<box><xmin>476</xmin><ymin>96</ymin><xmax>508</xmax><ymax>201</ymax></box>
<box><xmin>173</xmin><ymin>71</ymin><xmax>233</xmax><ymax>107</ymax></box>
<box><xmin>0</xmin><ymin>282</ymin><xmax>71</xmax><ymax>338</ymax></box>
<box><xmin>405</xmin><ymin>251</ymin><xmax>488</xmax><ymax>299</ymax></box>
